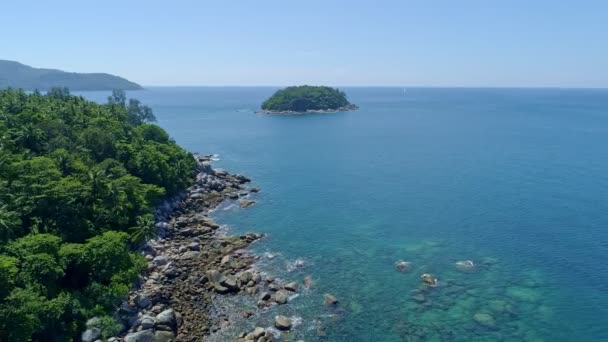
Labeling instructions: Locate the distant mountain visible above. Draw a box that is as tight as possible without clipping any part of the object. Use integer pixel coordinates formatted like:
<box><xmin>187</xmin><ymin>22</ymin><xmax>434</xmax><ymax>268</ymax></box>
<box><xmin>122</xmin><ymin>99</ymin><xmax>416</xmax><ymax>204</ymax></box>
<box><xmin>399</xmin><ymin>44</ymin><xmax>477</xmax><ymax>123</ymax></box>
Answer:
<box><xmin>0</xmin><ymin>60</ymin><xmax>143</xmax><ymax>91</ymax></box>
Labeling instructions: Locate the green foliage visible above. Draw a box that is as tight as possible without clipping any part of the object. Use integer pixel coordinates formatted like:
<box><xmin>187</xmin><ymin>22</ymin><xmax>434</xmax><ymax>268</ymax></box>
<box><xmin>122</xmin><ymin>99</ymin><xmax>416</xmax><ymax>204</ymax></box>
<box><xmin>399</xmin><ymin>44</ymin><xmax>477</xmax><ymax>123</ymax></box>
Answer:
<box><xmin>0</xmin><ymin>88</ymin><xmax>196</xmax><ymax>340</ymax></box>
<box><xmin>261</xmin><ymin>85</ymin><xmax>351</xmax><ymax>112</ymax></box>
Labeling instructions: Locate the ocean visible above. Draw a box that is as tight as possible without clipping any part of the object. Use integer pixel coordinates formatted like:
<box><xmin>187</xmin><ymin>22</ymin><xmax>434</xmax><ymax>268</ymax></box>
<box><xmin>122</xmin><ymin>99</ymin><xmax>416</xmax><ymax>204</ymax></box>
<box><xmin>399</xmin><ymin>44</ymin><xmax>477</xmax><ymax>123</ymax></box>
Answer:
<box><xmin>78</xmin><ymin>87</ymin><xmax>608</xmax><ymax>341</ymax></box>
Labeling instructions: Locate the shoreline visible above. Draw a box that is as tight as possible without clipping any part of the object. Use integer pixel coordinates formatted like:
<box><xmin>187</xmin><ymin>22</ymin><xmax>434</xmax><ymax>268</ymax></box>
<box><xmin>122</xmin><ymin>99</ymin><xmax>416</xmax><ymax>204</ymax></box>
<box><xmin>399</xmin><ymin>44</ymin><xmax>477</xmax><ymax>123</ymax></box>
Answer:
<box><xmin>257</xmin><ymin>104</ymin><xmax>359</xmax><ymax>115</ymax></box>
<box><xmin>91</xmin><ymin>154</ymin><xmax>311</xmax><ymax>342</ymax></box>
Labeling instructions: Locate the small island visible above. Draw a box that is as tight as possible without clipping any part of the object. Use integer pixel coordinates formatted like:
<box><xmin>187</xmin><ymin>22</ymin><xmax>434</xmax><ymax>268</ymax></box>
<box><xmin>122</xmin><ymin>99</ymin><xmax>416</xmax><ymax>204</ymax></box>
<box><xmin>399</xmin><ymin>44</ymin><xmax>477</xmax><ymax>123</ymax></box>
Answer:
<box><xmin>260</xmin><ymin>85</ymin><xmax>358</xmax><ymax>114</ymax></box>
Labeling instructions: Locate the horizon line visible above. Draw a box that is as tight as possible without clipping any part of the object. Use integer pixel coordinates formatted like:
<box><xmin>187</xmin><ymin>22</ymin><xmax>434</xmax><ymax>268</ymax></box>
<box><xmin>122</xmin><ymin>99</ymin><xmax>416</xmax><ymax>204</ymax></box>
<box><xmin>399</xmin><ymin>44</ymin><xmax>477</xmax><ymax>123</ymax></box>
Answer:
<box><xmin>136</xmin><ymin>85</ymin><xmax>608</xmax><ymax>90</ymax></box>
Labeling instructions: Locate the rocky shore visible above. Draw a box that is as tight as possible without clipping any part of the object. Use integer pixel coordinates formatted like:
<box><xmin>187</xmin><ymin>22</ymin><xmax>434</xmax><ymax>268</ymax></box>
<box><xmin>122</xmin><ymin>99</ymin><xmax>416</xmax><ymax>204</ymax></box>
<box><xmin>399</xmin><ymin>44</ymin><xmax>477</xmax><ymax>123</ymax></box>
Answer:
<box><xmin>257</xmin><ymin>104</ymin><xmax>359</xmax><ymax>115</ymax></box>
<box><xmin>80</xmin><ymin>155</ymin><xmax>289</xmax><ymax>342</ymax></box>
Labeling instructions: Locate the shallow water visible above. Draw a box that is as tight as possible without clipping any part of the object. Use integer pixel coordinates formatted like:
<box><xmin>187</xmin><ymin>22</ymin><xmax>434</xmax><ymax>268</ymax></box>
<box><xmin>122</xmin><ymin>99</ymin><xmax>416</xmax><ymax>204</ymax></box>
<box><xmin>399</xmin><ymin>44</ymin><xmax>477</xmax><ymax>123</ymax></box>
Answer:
<box><xmin>79</xmin><ymin>87</ymin><xmax>608</xmax><ymax>341</ymax></box>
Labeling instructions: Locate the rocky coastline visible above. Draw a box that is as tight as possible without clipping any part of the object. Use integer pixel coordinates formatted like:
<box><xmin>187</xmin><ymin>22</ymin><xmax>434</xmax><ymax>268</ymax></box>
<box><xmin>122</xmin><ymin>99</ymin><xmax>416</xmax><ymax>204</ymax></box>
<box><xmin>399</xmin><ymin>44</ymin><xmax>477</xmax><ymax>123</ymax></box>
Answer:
<box><xmin>81</xmin><ymin>154</ymin><xmax>312</xmax><ymax>342</ymax></box>
<box><xmin>257</xmin><ymin>104</ymin><xmax>359</xmax><ymax>115</ymax></box>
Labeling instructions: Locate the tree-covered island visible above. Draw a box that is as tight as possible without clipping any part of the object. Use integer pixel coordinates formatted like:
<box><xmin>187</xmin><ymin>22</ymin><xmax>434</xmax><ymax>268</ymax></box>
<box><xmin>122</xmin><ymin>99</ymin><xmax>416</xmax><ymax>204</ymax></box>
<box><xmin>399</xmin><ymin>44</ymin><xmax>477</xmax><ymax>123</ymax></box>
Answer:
<box><xmin>260</xmin><ymin>85</ymin><xmax>358</xmax><ymax>114</ymax></box>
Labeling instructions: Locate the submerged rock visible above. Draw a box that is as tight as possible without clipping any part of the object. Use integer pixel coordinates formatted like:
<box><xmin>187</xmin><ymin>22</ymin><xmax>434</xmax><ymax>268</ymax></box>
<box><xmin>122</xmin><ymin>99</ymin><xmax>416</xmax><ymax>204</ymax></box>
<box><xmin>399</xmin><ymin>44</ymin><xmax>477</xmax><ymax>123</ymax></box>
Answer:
<box><xmin>303</xmin><ymin>276</ymin><xmax>313</xmax><ymax>288</ymax></box>
<box><xmin>473</xmin><ymin>312</ymin><xmax>496</xmax><ymax>328</ymax></box>
<box><xmin>506</xmin><ymin>286</ymin><xmax>541</xmax><ymax>303</ymax></box>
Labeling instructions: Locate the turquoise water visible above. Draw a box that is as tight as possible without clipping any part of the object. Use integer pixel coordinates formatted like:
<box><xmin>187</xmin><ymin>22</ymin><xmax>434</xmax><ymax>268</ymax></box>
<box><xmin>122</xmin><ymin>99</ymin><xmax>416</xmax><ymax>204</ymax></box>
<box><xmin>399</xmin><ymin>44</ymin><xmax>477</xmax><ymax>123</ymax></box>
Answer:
<box><xmin>80</xmin><ymin>87</ymin><xmax>608</xmax><ymax>341</ymax></box>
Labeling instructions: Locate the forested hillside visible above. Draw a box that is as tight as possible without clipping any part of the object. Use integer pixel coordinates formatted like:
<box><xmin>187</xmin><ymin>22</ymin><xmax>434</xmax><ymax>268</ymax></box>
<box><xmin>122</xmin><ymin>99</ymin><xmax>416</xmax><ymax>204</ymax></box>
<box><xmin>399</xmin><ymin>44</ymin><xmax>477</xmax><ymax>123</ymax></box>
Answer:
<box><xmin>0</xmin><ymin>60</ymin><xmax>143</xmax><ymax>91</ymax></box>
<box><xmin>0</xmin><ymin>88</ymin><xmax>196</xmax><ymax>340</ymax></box>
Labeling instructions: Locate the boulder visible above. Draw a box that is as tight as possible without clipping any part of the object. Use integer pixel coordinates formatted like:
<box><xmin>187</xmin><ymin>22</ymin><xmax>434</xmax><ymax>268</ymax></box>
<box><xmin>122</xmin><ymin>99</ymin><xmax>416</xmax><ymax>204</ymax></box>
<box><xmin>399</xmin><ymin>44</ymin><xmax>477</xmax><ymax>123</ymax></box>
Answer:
<box><xmin>324</xmin><ymin>294</ymin><xmax>339</xmax><ymax>306</ymax></box>
<box><xmin>284</xmin><ymin>282</ymin><xmax>299</xmax><ymax>292</ymax></box>
<box><xmin>181</xmin><ymin>251</ymin><xmax>200</xmax><ymax>260</ymax></box>
<box><xmin>274</xmin><ymin>292</ymin><xmax>288</xmax><ymax>304</ymax></box>
<box><xmin>139</xmin><ymin>315</ymin><xmax>155</xmax><ymax>330</ymax></box>
<box><xmin>135</xmin><ymin>294</ymin><xmax>152</xmax><ymax>309</ymax></box>
<box><xmin>221</xmin><ymin>277</ymin><xmax>237</xmax><ymax>290</ymax></box>
<box><xmin>152</xmin><ymin>256</ymin><xmax>168</xmax><ymax>266</ymax></box>
<box><xmin>253</xmin><ymin>327</ymin><xmax>265</xmax><ymax>339</ymax></box>
<box><xmin>221</xmin><ymin>255</ymin><xmax>232</xmax><ymax>265</ymax></box>
<box><xmin>206</xmin><ymin>270</ymin><xmax>224</xmax><ymax>283</ymax></box>
<box><xmin>199</xmin><ymin>162</ymin><xmax>213</xmax><ymax>174</ymax></box>
<box><xmin>163</xmin><ymin>267</ymin><xmax>178</xmax><ymax>278</ymax></box>
<box><xmin>239</xmin><ymin>200</ymin><xmax>256</xmax><ymax>208</ymax></box>
<box><xmin>175</xmin><ymin>311</ymin><xmax>183</xmax><ymax>327</ymax></box>
<box><xmin>154</xmin><ymin>331</ymin><xmax>175</xmax><ymax>342</ymax></box>
<box><xmin>274</xmin><ymin>315</ymin><xmax>292</xmax><ymax>331</ymax></box>
<box><xmin>420</xmin><ymin>273</ymin><xmax>438</xmax><ymax>286</ymax></box>
<box><xmin>214</xmin><ymin>283</ymin><xmax>230</xmax><ymax>294</ymax></box>
<box><xmin>124</xmin><ymin>330</ymin><xmax>154</xmax><ymax>342</ymax></box>
<box><xmin>85</xmin><ymin>317</ymin><xmax>102</xmax><ymax>328</ymax></box>
<box><xmin>239</xmin><ymin>271</ymin><xmax>253</xmax><ymax>283</ymax></box>
<box><xmin>156</xmin><ymin>309</ymin><xmax>176</xmax><ymax>328</ymax></box>
<box><xmin>259</xmin><ymin>292</ymin><xmax>271</xmax><ymax>301</ymax></box>
<box><xmin>81</xmin><ymin>328</ymin><xmax>101</xmax><ymax>342</ymax></box>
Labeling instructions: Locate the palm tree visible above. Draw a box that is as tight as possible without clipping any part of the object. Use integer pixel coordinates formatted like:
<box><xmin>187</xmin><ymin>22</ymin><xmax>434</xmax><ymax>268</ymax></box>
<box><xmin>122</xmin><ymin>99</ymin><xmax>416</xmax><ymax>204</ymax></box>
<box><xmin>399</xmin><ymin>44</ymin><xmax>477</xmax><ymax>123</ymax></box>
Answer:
<box><xmin>128</xmin><ymin>214</ymin><xmax>156</xmax><ymax>244</ymax></box>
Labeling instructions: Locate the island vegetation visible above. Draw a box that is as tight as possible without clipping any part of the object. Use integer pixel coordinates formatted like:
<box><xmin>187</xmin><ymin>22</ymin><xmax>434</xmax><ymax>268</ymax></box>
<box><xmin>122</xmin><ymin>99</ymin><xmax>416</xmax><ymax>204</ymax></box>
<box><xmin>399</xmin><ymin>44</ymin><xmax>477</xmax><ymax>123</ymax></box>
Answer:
<box><xmin>0</xmin><ymin>88</ymin><xmax>195</xmax><ymax>340</ymax></box>
<box><xmin>0</xmin><ymin>60</ymin><xmax>143</xmax><ymax>91</ymax></box>
<box><xmin>260</xmin><ymin>85</ymin><xmax>357</xmax><ymax>113</ymax></box>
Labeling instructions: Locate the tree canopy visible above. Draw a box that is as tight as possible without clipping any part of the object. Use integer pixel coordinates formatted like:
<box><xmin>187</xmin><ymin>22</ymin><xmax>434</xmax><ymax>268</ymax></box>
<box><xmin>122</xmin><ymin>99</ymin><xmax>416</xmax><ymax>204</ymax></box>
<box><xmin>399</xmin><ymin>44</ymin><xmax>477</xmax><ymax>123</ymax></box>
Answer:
<box><xmin>261</xmin><ymin>85</ymin><xmax>353</xmax><ymax>112</ymax></box>
<box><xmin>0</xmin><ymin>88</ymin><xmax>196</xmax><ymax>340</ymax></box>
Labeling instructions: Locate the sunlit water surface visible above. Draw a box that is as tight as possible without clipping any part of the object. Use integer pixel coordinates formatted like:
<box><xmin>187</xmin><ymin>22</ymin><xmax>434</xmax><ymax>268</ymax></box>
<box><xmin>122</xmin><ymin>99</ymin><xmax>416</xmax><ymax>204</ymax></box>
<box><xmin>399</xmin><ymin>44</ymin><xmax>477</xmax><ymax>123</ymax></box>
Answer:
<box><xmin>79</xmin><ymin>87</ymin><xmax>608</xmax><ymax>341</ymax></box>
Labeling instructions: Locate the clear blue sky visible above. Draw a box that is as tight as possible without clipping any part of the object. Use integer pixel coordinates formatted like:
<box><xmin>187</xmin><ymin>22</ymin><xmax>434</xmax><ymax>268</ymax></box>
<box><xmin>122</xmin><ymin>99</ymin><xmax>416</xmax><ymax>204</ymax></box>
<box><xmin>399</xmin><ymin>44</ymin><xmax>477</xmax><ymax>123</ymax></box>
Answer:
<box><xmin>3</xmin><ymin>1</ymin><xmax>607</xmax><ymax>87</ymax></box>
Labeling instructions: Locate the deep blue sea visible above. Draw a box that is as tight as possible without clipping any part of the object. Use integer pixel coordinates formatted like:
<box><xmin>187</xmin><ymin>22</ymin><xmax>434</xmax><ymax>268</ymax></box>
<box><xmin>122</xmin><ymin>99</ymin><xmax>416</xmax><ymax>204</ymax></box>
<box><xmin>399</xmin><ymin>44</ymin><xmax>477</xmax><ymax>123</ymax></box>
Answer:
<box><xmin>79</xmin><ymin>87</ymin><xmax>608</xmax><ymax>341</ymax></box>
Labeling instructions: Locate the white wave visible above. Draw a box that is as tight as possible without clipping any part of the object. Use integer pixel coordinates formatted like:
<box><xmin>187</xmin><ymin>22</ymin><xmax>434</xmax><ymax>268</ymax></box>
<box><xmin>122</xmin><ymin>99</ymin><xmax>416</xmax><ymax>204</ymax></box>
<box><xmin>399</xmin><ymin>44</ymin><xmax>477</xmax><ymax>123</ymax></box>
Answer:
<box><xmin>290</xmin><ymin>315</ymin><xmax>303</xmax><ymax>328</ymax></box>
<box><xmin>222</xmin><ymin>203</ymin><xmax>236</xmax><ymax>211</ymax></box>
<box><xmin>265</xmin><ymin>327</ymin><xmax>281</xmax><ymax>338</ymax></box>
<box><xmin>263</xmin><ymin>251</ymin><xmax>279</xmax><ymax>260</ymax></box>
<box><xmin>286</xmin><ymin>257</ymin><xmax>307</xmax><ymax>272</ymax></box>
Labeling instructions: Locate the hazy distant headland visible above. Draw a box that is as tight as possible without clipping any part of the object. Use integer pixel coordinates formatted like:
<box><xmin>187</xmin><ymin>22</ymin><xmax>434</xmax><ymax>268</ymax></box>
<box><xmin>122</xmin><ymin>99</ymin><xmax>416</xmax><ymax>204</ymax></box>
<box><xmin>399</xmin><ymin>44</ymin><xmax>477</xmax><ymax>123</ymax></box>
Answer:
<box><xmin>0</xmin><ymin>60</ymin><xmax>142</xmax><ymax>91</ymax></box>
<box><xmin>260</xmin><ymin>85</ymin><xmax>358</xmax><ymax>114</ymax></box>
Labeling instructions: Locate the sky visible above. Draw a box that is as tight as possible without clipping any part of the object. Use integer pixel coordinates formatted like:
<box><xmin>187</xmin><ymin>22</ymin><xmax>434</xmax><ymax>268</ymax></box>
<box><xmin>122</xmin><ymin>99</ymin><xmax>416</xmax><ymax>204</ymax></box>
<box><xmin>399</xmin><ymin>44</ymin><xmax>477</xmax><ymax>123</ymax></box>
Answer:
<box><xmin>2</xmin><ymin>1</ymin><xmax>607</xmax><ymax>87</ymax></box>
